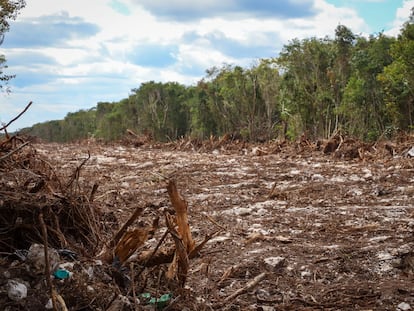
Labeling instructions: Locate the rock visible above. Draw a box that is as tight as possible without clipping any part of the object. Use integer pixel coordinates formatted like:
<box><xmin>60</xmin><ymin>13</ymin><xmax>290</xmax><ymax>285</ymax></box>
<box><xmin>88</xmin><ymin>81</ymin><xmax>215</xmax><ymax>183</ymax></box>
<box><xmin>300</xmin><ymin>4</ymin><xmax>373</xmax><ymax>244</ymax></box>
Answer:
<box><xmin>234</xmin><ymin>207</ymin><xmax>251</xmax><ymax>216</ymax></box>
<box><xmin>106</xmin><ymin>295</ymin><xmax>131</xmax><ymax>311</ymax></box>
<box><xmin>397</xmin><ymin>302</ymin><xmax>411</xmax><ymax>311</ymax></box>
<box><xmin>45</xmin><ymin>298</ymin><xmax>53</xmax><ymax>309</ymax></box>
<box><xmin>407</xmin><ymin>147</ymin><xmax>414</xmax><ymax>158</ymax></box>
<box><xmin>264</xmin><ymin>257</ymin><xmax>286</xmax><ymax>270</ymax></box>
<box><xmin>311</xmin><ymin>174</ymin><xmax>324</xmax><ymax>181</ymax></box>
<box><xmin>7</xmin><ymin>280</ymin><xmax>27</xmax><ymax>301</ymax></box>
<box><xmin>301</xmin><ymin>270</ymin><xmax>312</xmax><ymax>278</ymax></box>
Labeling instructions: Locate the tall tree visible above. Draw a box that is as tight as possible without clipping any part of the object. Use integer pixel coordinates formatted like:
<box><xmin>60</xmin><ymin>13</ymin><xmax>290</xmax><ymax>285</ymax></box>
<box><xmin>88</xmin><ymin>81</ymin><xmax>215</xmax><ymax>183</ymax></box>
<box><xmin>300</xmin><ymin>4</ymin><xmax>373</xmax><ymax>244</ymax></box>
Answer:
<box><xmin>131</xmin><ymin>81</ymin><xmax>190</xmax><ymax>141</ymax></box>
<box><xmin>379</xmin><ymin>7</ymin><xmax>414</xmax><ymax>130</ymax></box>
<box><xmin>341</xmin><ymin>34</ymin><xmax>394</xmax><ymax>139</ymax></box>
<box><xmin>278</xmin><ymin>37</ymin><xmax>335</xmax><ymax>139</ymax></box>
<box><xmin>332</xmin><ymin>25</ymin><xmax>355</xmax><ymax>132</ymax></box>
<box><xmin>252</xmin><ymin>59</ymin><xmax>281</xmax><ymax>140</ymax></box>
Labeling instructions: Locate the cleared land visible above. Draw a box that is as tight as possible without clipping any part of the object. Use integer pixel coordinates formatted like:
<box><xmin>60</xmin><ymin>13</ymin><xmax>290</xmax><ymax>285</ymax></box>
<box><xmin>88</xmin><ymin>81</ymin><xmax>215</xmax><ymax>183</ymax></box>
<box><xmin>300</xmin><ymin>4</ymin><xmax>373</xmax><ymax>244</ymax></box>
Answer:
<box><xmin>1</xmin><ymin>138</ymin><xmax>413</xmax><ymax>310</ymax></box>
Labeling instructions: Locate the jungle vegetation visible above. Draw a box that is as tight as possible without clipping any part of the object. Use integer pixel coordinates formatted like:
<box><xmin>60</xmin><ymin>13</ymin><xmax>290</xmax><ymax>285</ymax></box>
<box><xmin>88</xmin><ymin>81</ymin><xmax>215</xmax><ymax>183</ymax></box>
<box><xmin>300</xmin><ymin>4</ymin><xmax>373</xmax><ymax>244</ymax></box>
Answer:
<box><xmin>19</xmin><ymin>9</ymin><xmax>414</xmax><ymax>142</ymax></box>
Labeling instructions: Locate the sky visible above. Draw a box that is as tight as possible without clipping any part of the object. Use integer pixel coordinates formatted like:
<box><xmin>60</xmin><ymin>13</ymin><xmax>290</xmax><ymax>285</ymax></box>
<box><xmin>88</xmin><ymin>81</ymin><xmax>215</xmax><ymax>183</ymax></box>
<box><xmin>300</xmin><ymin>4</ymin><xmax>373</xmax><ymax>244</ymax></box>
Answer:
<box><xmin>0</xmin><ymin>0</ymin><xmax>413</xmax><ymax>131</ymax></box>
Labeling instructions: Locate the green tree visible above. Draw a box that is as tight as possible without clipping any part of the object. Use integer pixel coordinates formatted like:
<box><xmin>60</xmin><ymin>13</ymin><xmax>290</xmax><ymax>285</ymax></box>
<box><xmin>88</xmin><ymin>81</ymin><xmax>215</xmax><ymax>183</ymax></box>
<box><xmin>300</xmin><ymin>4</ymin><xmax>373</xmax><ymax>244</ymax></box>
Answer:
<box><xmin>341</xmin><ymin>34</ymin><xmax>395</xmax><ymax>139</ymax></box>
<box><xmin>0</xmin><ymin>0</ymin><xmax>25</xmax><ymax>90</ymax></box>
<box><xmin>186</xmin><ymin>83</ymin><xmax>218</xmax><ymax>139</ymax></box>
<box><xmin>130</xmin><ymin>81</ymin><xmax>190</xmax><ymax>141</ymax></box>
<box><xmin>331</xmin><ymin>25</ymin><xmax>355</xmax><ymax>131</ymax></box>
<box><xmin>95</xmin><ymin>102</ymin><xmax>119</xmax><ymax>141</ymax></box>
<box><xmin>253</xmin><ymin>59</ymin><xmax>281</xmax><ymax>139</ymax></box>
<box><xmin>379</xmin><ymin>8</ymin><xmax>414</xmax><ymax>130</ymax></box>
<box><xmin>278</xmin><ymin>37</ymin><xmax>335</xmax><ymax>139</ymax></box>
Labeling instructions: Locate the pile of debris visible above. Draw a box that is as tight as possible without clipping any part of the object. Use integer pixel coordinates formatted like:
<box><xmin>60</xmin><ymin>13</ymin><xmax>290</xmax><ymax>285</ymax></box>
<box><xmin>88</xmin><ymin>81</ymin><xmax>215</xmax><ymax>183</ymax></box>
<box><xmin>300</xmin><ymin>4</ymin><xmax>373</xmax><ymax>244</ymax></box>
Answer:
<box><xmin>0</xmin><ymin>105</ymin><xmax>214</xmax><ymax>310</ymax></box>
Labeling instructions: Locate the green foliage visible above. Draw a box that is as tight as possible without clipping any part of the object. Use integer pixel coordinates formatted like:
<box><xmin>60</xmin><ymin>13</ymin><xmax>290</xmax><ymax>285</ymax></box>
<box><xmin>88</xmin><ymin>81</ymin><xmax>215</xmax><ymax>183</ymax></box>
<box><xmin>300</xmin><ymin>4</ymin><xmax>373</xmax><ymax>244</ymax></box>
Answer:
<box><xmin>0</xmin><ymin>0</ymin><xmax>25</xmax><ymax>91</ymax></box>
<box><xmin>278</xmin><ymin>37</ymin><xmax>336</xmax><ymax>138</ymax></box>
<box><xmin>0</xmin><ymin>0</ymin><xmax>26</xmax><ymax>34</ymax></box>
<box><xmin>130</xmin><ymin>81</ymin><xmax>190</xmax><ymax>141</ymax></box>
<box><xmin>341</xmin><ymin>33</ymin><xmax>395</xmax><ymax>139</ymax></box>
<box><xmin>379</xmin><ymin>9</ymin><xmax>414</xmax><ymax>130</ymax></box>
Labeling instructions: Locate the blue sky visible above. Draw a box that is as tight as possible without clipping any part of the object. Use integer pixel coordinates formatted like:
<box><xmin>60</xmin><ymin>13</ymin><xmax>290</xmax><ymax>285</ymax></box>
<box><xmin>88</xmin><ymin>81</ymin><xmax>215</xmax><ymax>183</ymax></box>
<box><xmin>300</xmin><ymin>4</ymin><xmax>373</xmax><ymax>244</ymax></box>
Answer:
<box><xmin>0</xmin><ymin>0</ymin><xmax>413</xmax><ymax>131</ymax></box>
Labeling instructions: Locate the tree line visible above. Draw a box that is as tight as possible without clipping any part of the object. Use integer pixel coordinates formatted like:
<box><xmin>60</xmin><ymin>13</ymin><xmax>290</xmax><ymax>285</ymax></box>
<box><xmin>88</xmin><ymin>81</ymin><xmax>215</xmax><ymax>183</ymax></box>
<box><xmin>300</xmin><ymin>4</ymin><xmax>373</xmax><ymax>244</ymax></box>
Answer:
<box><xmin>24</xmin><ymin>10</ymin><xmax>414</xmax><ymax>143</ymax></box>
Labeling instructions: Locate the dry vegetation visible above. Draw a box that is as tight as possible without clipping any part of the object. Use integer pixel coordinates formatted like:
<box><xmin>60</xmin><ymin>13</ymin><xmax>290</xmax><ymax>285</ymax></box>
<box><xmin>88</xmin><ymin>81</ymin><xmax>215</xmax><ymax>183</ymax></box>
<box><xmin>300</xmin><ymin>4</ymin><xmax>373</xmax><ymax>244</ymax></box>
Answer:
<box><xmin>1</xmin><ymin>129</ymin><xmax>414</xmax><ymax>310</ymax></box>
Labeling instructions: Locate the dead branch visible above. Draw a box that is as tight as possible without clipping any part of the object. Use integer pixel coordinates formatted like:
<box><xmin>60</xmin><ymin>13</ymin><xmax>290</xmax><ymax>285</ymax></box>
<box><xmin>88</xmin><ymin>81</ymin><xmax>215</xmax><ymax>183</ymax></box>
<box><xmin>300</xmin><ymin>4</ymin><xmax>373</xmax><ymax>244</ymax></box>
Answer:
<box><xmin>136</xmin><ymin>229</ymin><xmax>169</xmax><ymax>278</ymax></box>
<box><xmin>224</xmin><ymin>272</ymin><xmax>266</xmax><ymax>303</ymax></box>
<box><xmin>218</xmin><ymin>264</ymin><xmax>241</xmax><ymax>287</ymax></box>
<box><xmin>0</xmin><ymin>141</ymin><xmax>30</xmax><ymax>162</ymax></box>
<box><xmin>111</xmin><ymin>206</ymin><xmax>144</xmax><ymax>248</ymax></box>
<box><xmin>335</xmin><ymin>134</ymin><xmax>344</xmax><ymax>152</ymax></box>
<box><xmin>126</xmin><ymin>129</ymin><xmax>139</xmax><ymax>138</ymax></box>
<box><xmin>100</xmin><ymin>206</ymin><xmax>146</xmax><ymax>263</ymax></box>
<box><xmin>204</xmin><ymin>213</ymin><xmax>226</xmax><ymax>231</ymax></box>
<box><xmin>66</xmin><ymin>151</ymin><xmax>91</xmax><ymax>190</ymax></box>
<box><xmin>0</xmin><ymin>101</ymin><xmax>33</xmax><ymax>132</ymax></box>
<box><xmin>89</xmin><ymin>183</ymin><xmax>99</xmax><ymax>202</ymax></box>
<box><xmin>189</xmin><ymin>230</ymin><xmax>221</xmax><ymax>259</ymax></box>
<box><xmin>165</xmin><ymin>213</ymin><xmax>189</xmax><ymax>287</ymax></box>
<box><xmin>267</xmin><ymin>181</ymin><xmax>278</xmax><ymax>199</ymax></box>
<box><xmin>114</xmin><ymin>228</ymin><xmax>151</xmax><ymax>263</ymax></box>
<box><xmin>39</xmin><ymin>207</ymin><xmax>58</xmax><ymax>311</ymax></box>
<box><xmin>167</xmin><ymin>180</ymin><xmax>195</xmax><ymax>253</ymax></box>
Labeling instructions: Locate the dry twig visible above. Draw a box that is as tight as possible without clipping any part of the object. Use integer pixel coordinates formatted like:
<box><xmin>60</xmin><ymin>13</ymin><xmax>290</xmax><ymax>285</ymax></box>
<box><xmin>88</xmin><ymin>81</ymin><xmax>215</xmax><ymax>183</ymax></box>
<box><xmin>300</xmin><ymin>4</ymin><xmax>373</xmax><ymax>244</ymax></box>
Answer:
<box><xmin>224</xmin><ymin>272</ymin><xmax>266</xmax><ymax>303</ymax></box>
<box><xmin>0</xmin><ymin>101</ymin><xmax>33</xmax><ymax>132</ymax></box>
<box><xmin>39</xmin><ymin>208</ymin><xmax>58</xmax><ymax>311</ymax></box>
<box><xmin>0</xmin><ymin>141</ymin><xmax>30</xmax><ymax>162</ymax></box>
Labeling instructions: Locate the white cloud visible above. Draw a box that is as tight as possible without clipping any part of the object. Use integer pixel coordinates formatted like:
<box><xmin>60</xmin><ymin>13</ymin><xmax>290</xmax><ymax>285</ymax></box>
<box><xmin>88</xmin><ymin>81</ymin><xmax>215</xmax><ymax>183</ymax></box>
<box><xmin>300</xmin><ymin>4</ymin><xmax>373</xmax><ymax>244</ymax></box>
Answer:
<box><xmin>386</xmin><ymin>0</ymin><xmax>414</xmax><ymax>36</ymax></box>
<box><xmin>0</xmin><ymin>0</ymin><xmax>408</xmax><ymax>131</ymax></box>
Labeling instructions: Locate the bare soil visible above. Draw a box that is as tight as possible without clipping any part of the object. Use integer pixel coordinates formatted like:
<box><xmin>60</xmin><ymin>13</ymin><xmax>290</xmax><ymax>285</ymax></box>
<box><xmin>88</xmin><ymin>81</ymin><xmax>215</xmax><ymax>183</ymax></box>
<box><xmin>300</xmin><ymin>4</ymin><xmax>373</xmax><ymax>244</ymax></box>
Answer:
<box><xmin>1</xmin><ymin>139</ymin><xmax>414</xmax><ymax>310</ymax></box>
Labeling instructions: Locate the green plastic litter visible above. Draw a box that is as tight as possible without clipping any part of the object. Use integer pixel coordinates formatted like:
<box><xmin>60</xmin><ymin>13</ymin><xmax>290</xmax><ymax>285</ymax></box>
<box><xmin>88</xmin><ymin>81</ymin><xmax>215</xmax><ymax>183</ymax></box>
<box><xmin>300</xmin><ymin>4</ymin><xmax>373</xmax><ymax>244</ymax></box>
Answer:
<box><xmin>141</xmin><ymin>293</ymin><xmax>172</xmax><ymax>309</ymax></box>
<box><xmin>54</xmin><ymin>269</ymin><xmax>70</xmax><ymax>279</ymax></box>
<box><xmin>141</xmin><ymin>293</ymin><xmax>151</xmax><ymax>299</ymax></box>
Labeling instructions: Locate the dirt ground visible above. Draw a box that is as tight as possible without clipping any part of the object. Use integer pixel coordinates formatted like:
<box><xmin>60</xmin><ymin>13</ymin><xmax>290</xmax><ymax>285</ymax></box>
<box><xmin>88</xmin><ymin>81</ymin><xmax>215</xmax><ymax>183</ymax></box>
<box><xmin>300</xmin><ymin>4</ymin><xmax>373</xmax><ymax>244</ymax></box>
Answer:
<box><xmin>1</xmin><ymin>137</ymin><xmax>414</xmax><ymax>310</ymax></box>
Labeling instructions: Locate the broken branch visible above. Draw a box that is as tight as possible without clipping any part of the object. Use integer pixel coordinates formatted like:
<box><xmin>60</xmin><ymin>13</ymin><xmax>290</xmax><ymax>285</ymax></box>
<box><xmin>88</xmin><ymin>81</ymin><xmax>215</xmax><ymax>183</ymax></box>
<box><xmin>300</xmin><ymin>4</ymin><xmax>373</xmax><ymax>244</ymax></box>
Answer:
<box><xmin>224</xmin><ymin>272</ymin><xmax>266</xmax><ymax>303</ymax></box>
<box><xmin>167</xmin><ymin>179</ymin><xmax>195</xmax><ymax>253</ymax></box>
<box><xmin>0</xmin><ymin>101</ymin><xmax>33</xmax><ymax>132</ymax></box>
<box><xmin>0</xmin><ymin>141</ymin><xmax>30</xmax><ymax>162</ymax></box>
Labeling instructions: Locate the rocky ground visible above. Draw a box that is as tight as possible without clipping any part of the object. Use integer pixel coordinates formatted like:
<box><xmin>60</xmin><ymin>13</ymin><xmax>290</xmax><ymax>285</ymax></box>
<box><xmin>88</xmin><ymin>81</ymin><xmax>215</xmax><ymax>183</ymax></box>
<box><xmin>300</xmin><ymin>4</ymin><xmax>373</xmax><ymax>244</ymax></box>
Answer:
<box><xmin>1</xmin><ymin>137</ymin><xmax>414</xmax><ymax>310</ymax></box>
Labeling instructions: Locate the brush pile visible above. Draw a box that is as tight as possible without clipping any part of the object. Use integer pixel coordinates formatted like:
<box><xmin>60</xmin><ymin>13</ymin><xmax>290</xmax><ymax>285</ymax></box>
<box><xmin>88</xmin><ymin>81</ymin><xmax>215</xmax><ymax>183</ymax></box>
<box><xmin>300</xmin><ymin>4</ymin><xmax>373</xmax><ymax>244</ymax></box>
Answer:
<box><xmin>0</xmin><ymin>134</ymin><xmax>103</xmax><ymax>255</ymax></box>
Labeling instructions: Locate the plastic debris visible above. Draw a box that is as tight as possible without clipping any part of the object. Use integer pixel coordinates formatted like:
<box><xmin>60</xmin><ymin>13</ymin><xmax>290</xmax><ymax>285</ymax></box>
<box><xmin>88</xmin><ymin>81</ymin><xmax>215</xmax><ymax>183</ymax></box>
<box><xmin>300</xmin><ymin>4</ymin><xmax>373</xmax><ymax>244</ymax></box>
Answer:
<box><xmin>58</xmin><ymin>249</ymin><xmax>78</xmax><ymax>261</ymax></box>
<box><xmin>7</xmin><ymin>280</ymin><xmax>27</xmax><ymax>301</ymax></box>
<box><xmin>141</xmin><ymin>293</ymin><xmax>172</xmax><ymax>309</ymax></box>
<box><xmin>54</xmin><ymin>268</ymin><xmax>71</xmax><ymax>279</ymax></box>
<box><xmin>12</xmin><ymin>249</ymin><xmax>28</xmax><ymax>261</ymax></box>
<box><xmin>27</xmin><ymin>243</ymin><xmax>59</xmax><ymax>274</ymax></box>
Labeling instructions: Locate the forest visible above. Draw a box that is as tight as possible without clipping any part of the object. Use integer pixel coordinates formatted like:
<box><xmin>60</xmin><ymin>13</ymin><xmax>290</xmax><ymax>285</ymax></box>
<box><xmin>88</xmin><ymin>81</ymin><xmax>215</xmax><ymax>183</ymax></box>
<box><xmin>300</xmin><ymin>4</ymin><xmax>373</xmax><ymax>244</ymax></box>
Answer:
<box><xmin>22</xmin><ymin>9</ymin><xmax>414</xmax><ymax>143</ymax></box>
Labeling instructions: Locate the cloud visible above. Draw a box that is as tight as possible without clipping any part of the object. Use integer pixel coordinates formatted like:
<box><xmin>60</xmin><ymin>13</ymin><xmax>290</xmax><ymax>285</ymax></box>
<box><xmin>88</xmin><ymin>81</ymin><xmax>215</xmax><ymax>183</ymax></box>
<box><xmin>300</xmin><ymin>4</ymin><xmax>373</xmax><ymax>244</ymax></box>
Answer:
<box><xmin>5</xmin><ymin>51</ymin><xmax>57</xmax><ymax>67</ymax></box>
<box><xmin>3</xmin><ymin>12</ymin><xmax>100</xmax><ymax>48</ymax></box>
<box><xmin>386</xmin><ymin>0</ymin><xmax>414</xmax><ymax>36</ymax></box>
<box><xmin>1</xmin><ymin>0</ymin><xmax>408</xmax><ymax>132</ymax></box>
<box><xmin>134</xmin><ymin>0</ymin><xmax>316</xmax><ymax>21</ymax></box>
<box><xmin>182</xmin><ymin>30</ymin><xmax>280</xmax><ymax>60</ymax></box>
